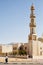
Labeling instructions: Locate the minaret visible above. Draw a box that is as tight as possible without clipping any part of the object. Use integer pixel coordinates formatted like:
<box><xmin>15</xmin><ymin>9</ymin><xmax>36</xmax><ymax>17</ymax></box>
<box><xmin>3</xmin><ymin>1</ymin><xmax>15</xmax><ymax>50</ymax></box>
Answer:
<box><xmin>28</xmin><ymin>5</ymin><xmax>37</xmax><ymax>57</ymax></box>
<box><xmin>29</xmin><ymin>4</ymin><xmax>37</xmax><ymax>41</ymax></box>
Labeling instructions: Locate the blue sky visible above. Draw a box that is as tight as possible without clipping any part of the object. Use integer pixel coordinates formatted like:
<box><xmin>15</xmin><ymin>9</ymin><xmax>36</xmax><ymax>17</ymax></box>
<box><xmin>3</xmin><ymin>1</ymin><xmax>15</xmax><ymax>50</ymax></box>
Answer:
<box><xmin>0</xmin><ymin>0</ymin><xmax>43</xmax><ymax>44</ymax></box>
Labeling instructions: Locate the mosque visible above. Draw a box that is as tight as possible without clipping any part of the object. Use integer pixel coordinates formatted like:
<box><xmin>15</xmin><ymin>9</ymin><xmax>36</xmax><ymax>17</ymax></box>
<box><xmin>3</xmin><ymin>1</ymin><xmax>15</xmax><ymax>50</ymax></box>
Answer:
<box><xmin>28</xmin><ymin>4</ymin><xmax>43</xmax><ymax>58</ymax></box>
<box><xmin>0</xmin><ymin>4</ymin><xmax>43</xmax><ymax>59</ymax></box>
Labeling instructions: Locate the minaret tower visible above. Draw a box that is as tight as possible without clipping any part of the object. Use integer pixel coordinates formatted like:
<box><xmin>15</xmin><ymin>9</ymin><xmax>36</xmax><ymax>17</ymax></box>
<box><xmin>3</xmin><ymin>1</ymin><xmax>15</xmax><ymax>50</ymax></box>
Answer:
<box><xmin>28</xmin><ymin>4</ymin><xmax>37</xmax><ymax>57</ymax></box>
<box><xmin>29</xmin><ymin>4</ymin><xmax>37</xmax><ymax>41</ymax></box>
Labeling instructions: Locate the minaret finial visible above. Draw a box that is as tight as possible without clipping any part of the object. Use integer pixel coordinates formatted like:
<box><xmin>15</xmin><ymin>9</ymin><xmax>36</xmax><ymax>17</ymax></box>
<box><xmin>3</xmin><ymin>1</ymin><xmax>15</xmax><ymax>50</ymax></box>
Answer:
<box><xmin>31</xmin><ymin>3</ymin><xmax>35</xmax><ymax>10</ymax></box>
<box><xmin>32</xmin><ymin>3</ymin><xmax>33</xmax><ymax>6</ymax></box>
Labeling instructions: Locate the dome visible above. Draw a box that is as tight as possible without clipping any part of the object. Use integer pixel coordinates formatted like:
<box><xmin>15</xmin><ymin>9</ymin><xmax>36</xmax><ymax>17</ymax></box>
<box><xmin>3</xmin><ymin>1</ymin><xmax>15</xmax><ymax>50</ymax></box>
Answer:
<box><xmin>38</xmin><ymin>34</ymin><xmax>43</xmax><ymax>42</ymax></box>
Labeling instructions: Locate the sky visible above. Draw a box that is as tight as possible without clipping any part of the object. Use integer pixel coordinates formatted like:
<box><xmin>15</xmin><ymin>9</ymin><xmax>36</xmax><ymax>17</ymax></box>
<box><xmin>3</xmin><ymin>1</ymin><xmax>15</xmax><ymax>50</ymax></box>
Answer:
<box><xmin>0</xmin><ymin>0</ymin><xmax>43</xmax><ymax>44</ymax></box>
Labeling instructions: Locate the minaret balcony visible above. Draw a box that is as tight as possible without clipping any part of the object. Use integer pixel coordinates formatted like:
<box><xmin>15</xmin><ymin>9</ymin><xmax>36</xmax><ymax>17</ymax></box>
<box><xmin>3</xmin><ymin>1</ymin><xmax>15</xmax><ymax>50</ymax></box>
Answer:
<box><xmin>30</xmin><ymin>15</ymin><xmax>35</xmax><ymax>18</ymax></box>
<box><xmin>31</xmin><ymin>5</ymin><xmax>35</xmax><ymax>10</ymax></box>
<box><xmin>29</xmin><ymin>23</ymin><xmax>36</xmax><ymax>27</ymax></box>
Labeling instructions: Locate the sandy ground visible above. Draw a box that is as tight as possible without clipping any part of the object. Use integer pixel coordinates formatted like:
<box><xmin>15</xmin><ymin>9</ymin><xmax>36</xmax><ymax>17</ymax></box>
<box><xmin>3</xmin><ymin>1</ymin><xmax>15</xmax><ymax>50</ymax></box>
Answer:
<box><xmin>0</xmin><ymin>57</ymin><xmax>43</xmax><ymax>63</ymax></box>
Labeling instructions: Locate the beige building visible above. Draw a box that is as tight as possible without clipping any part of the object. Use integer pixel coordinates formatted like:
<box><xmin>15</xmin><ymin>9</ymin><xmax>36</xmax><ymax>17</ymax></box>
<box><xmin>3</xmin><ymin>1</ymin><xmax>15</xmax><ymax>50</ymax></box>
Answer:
<box><xmin>12</xmin><ymin>43</ymin><xmax>19</xmax><ymax>55</ymax></box>
<box><xmin>0</xmin><ymin>44</ymin><xmax>2</xmax><ymax>56</ymax></box>
<box><xmin>2</xmin><ymin>44</ymin><xmax>12</xmax><ymax>53</ymax></box>
<box><xmin>23</xmin><ymin>43</ymin><xmax>29</xmax><ymax>54</ymax></box>
<box><xmin>28</xmin><ymin>4</ymin><xmax>43</xmax><ymax>59</ymax></box>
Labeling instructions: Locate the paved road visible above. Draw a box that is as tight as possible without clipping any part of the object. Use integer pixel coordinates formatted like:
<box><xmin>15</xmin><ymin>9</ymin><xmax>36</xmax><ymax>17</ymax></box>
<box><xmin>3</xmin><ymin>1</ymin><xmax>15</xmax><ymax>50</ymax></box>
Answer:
<box><xmin>0</xmin><ymin>62</ymin><xmax>43</xmax><ymax>65</ymax></box>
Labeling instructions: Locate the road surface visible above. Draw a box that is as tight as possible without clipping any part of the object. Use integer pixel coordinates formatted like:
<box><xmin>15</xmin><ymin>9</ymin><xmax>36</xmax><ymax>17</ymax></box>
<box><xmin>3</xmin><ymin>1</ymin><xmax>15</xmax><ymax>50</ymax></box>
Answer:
<box><xmin>0</xmin><ymin>62</ymin><xmax>43</xmax><ymax>65</ymax></box>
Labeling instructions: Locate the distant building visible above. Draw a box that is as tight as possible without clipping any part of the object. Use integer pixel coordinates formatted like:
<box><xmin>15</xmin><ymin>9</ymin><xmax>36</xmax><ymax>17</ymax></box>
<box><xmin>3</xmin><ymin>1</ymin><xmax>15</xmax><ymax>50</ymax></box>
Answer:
<box><xmin>2</xmin><ymin>44</ymin><xmax>12</xmax><ymax>53</ymax></box>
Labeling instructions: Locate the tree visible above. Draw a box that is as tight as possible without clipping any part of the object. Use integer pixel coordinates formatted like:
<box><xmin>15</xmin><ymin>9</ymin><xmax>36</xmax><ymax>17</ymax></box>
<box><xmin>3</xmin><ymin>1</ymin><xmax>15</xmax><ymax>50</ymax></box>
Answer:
<box><xmin>18</xmin><ymin>44</ymin><xmax>27</xmax><ymax>55</ymax></box>
<box><xmin>13</xmin><ymin>52</ymin><xmax>17</xmax><ymax>55</ymax></box>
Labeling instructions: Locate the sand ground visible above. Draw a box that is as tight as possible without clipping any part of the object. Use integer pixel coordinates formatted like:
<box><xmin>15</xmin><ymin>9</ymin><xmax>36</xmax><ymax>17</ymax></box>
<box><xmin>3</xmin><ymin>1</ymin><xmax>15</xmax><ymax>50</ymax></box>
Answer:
<box><xmin>0</xmin><ymin>57</ymin><xmax>43</xmax><ymax>63</ymax></box>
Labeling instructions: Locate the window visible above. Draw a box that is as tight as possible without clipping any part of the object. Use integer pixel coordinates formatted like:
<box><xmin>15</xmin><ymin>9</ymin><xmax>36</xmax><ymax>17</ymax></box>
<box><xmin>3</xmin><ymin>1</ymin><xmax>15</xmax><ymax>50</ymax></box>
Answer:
<box><xmin>13</xmin><ymin>47</ymin><xmax>17</xmax><ymax>50</ymax></box>
<box><xmin>40</xmin><ymin>47</ymin><xmax>42</xmax><ymax>49</ymax></box>
<box><xmin>25</xmin><ymin>47</ymin><xmax>27</xmax><ymax>50</ymax></box>
<box><xmin>32</xmin><ymin>28</ymin><xmax>33</xmax><ymax>34</ymax></box>
<box><xmin>40</xmin><ymin>51</ymin><xmax>42</xmax><ymax>55</ymax></box>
